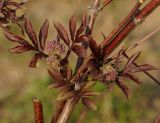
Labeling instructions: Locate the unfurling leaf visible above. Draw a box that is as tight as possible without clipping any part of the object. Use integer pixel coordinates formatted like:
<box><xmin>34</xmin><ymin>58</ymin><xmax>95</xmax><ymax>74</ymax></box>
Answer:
<box><xmin>82</xmin><ymin>91</ymin><xmax>101</xmax><ymax>97</ymax></box>
<box><xmin>89</xmin><ymin>38</ymin><xmax>98</xmax><ymax>55</ymax></box>
<box><xmin>72</xmin><ymin>44</ymin><xmax>87</xmax><ymax>58</ymax></box>
<box><xmin>24</xmin><ymin>17</ymin><xmax>38</xmax><ymax>47</ymax></box>
<box><xmin>9</xmin><ymin>45</ymin><xmax>32</xmax><ymax>53</ymax></box>
<box><xmin>82</xmin><ymin>97</ymin><xmax>97</xmax><ymax>111</ymax></box>
<box><xmin>116</xmin><ymin>79</ymin><xmax>129</xmax><ymax>100</ymax></box>
<box><xmin>57</xmin><ymin>91</ymin><xmax>75</xmax><ymax>101</ymax></box>
<box><xmin>39</xmin><ymin>19</ymin><xmax>49</xmax><ymax>50</ymax></box>
<box><xmin>29</xmin><ymin>53</ymin><xmax>43</xmax><ymax>68</ymax></box>
<box><xmin>75</xmin><ymin>13</ymin><xmax>87</xmax><ymax>37</ymax></box>
<box><xmin>4</xmin><ymin>30</ymin><xmax>26</xmax><ymax>43</ymax></box>
<box><xmin>54</xmin><ymin>23</ymin><xmax>70</xmax><ymax>46</ymax></box>
<box><xmin>131</xmin><ymin>64</ymin><xmax>159</xmax><ymax>73</ymax></box>
<box><xmin>48</xmin><ymin>67</ymin><xmax>65</xmax><ymax>81</ymax></box>
<box><xmin>124</xmin><ymin>51</ymin><xmax>142</xmax><ymax>73</ymax></box>
<box><xmin>69</xmin><ymin>15</ymin><xmax>76</xmax><ymax>41</ymax></box>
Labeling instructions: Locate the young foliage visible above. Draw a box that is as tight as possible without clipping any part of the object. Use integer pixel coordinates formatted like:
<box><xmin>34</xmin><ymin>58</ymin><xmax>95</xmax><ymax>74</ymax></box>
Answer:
<box><xmin>1</xmin><ymin>0</ymin><xmax>160</xmax><ymax>123</ymax></box>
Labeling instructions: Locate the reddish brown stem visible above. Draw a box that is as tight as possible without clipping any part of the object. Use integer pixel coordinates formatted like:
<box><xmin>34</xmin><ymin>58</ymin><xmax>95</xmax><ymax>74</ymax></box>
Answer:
<box><xmin>33</xmin><ymin>97</ymin><xmax>44</xmax><ymax>123</ymax></box>
<box><xmin>102</xmin><ymin>0</ymin><xmax>160</xmax><ymax>58</ymax></box>
<box><xmin>99</xmin><ymin>1</ymin><xmax>141</xmax><ymax>49</ymax></box>
<box><xmin>75</xmin><ymin>0</ymin><xmax>100</xmax><ymax>71</ymax></box>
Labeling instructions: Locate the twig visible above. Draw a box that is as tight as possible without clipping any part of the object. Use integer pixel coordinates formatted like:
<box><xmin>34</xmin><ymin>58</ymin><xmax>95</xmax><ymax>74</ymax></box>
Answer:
<box><xmin>114</xmin><ymin>25</ymin><xmax>160</xmax><ymax>59</ymax></box>
<box><xmin>126</xmin><ymin>25</ymin><xmax>160</xmax><ymax>52</ymax></box>
<box><xmin>102</xmin><ymin>0</ymin><xmax>160</xmax><ymax>58</ymax></box>
<box><xmin>33</xmin><ymin>97</ymin><xmax>44</xmax><ymax>123</ymax></box>
<box><xmin>99</xmin><ymin>1</ymin><xmax>142</xmax><ymax>50</ymax></box>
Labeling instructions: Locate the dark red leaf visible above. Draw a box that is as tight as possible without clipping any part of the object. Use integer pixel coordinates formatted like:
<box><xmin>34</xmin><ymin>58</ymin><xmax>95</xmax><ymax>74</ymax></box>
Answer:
<box><xmin>82</xmin><ymin>97</ymin><xmax>97</xmax><ymax>111</ymax></box>
<box><xmin>48</xmin><ymin>67</ymin><xmax>65</xmax><ymax>81</ymax></box>
<box><xmin>74</xmin><ymin>35</ymin><xmax>89</xmax><ymax>43</ymax></box>
<box><xmin>4</xmin><ymin>30</ymin><xmax>26</xmax><ymax>43</ymax></box>
<box><xmin>123</xmin><ymin>74</ymin><xmax>142</xmax><ymax>84</ymax></box>
<box><xmin>89</xmin><ymin>38</ymin><xmax>98</xmax><ymax>55</ymax></box>
<box><xmin>113</xmin><ymin>49</ymin><xmax>125</xmax><ymax>67</ymax></box>
<box><xmin>54</xmin><ymin>23</ymin><xmax>70</xmax><ymax>46</ymax></box>
<box><xmin>82</xmin><ymin>91</ymin><xmax>101</xmax><ymax>97</ymax></box>
<box><xmin>48</xmin><ymin>81</ymin><xmax>66</xmax><ymax>88</ymax></box>
<box><xmin>24</xmin><ymin>17</ymin><xmax>38</xmax><ymax>47</ymax></box>
<box><xmin>4</xmin><ymin>30</ymin><xmax>35</xmax><ymax>50</ymax></box>
<box><xmin>124</xmin><ymin>51</ymin><xmax>141</xmax><ymax>73</ymax></box>
<box><xmin>75</xmin><ymin>13</ymin><xmax>87</xmax><ymax>38</ymax></box>
<box><xmin>69</xmin><ymin>15</ymin><xmax>76</xmax><ymax>41</ymax></box>
<box><xmin>71</xmin><ymin>44</ymin><xmax>87</xmax><ymax>58</ymax></box>
<box><xmin>57</xmin><ymin>91</ymin><xmax>75</xmax><ymax>101</ymax></box>
<box><xmin>39</xmin><ymin>19</ymin><xmax>49</xmax><ymax>50</ymax></box>
<box><xmin>131</xmin><ymin>64</ymin><xmax>159</xmax><ymax>73</ymax></box>
<box><xmin>9</xmin><ymin>45</ymin><xmax>32</xmax><ymax>53</ymax></box>
<box><xmin>29</xmin><ymin>53</ymin><xmax>43</xmax><ymax>68</ymax></box>
<box><xmin>116</xmin><ymin>79</ymin><xmax>129</xmax><ymax>100</ymax></box>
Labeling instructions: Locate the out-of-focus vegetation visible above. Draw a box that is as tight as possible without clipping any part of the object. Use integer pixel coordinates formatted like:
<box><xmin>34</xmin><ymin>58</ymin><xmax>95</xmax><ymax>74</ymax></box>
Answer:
<box><xmin>0</xmin><ymin>0</ymin><xmax>160</xmax><ymax>123</ymax></box>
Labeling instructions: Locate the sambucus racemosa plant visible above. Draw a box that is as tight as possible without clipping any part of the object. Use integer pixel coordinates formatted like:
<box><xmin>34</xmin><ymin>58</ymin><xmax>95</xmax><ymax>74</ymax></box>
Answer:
<box><xmin>1</xmin><ymin>0</ymin><xmax>160</xmax><ymax>123</ymax></box>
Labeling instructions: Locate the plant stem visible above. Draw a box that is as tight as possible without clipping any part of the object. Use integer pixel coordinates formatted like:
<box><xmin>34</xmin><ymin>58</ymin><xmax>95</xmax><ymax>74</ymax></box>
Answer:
<box><xmin>102</xmin><ymin>0</ymin><xmax>160</xmax><ymax>58</ymax></box>
<box><xmin>75</xmin><ymin>0</ymin><xmax>100</xmax><ymax>71</ymax></box>
<box><xmin>51</xmin><ymin>101</ymin><xmax>66</xmax><ymax>123</ymax></box>
<box><xmin>33</xmin><ymin>97</ymin><xmax>44</xmax><ymax>123</ymax></box>
<box><xmin>126</xmin><ymin>25</ymin><xmax>160</xmax><ymax>52</ymax></box>
<box><xmin>99</xmin><ymin>1</ymin><xmax>142</xmax><ymax>50</ymax></box>
<box><xmin>56</xmin><ymin>98</ymin><xmax>79</xmax><ymax>123</ymax></box>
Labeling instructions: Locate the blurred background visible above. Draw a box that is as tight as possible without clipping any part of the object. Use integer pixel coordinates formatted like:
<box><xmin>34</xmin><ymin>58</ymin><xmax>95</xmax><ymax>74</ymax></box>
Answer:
<box><xmin>0</xmin><ymin>0</ymin><xmax>160</xmax><ymax>123</ymax></box>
